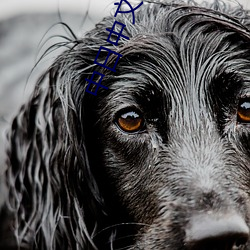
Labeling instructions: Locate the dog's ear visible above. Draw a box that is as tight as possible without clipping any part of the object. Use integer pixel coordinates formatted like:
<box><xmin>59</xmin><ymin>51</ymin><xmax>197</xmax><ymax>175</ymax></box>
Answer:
<box><xmin>2</xmin><ymin>32</ymin><xmax>111</xmax><ymax>249</ymax></box>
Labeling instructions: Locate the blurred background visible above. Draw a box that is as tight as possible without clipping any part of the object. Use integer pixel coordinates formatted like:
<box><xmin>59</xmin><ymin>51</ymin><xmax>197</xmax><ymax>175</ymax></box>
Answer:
<box><xmin>0</xmin><ymin>0</ymin><xmax>250</xmax><ymax>174</ymax></box>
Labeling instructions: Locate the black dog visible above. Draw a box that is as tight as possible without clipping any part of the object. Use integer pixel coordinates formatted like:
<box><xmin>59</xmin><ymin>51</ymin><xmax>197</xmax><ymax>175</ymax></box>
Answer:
<box><xmin>2</xmin><ymin>0</ymin><xmax>250</xmax><ymax>249</ymax></box>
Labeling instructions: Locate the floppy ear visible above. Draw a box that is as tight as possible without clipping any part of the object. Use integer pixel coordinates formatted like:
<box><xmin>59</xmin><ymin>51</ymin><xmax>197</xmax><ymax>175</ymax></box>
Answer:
<box><xmin>2</xmin><ymin>27</ymin><xmax>114</xmax><ymax>249</ymax></box>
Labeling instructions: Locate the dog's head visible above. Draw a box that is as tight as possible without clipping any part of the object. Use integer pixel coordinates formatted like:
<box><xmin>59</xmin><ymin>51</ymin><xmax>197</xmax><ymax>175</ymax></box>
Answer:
<box><xmin>3</xmin><ymin>1</ymin><xmax>250</xmax><ymax>250</ymax></box>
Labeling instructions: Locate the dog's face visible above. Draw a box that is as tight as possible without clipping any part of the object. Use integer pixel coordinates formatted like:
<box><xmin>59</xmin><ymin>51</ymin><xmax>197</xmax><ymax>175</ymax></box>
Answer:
<box><xmin>4</xmin><ymin>1</ymin><xmax>250</xmax><ymax>250</ymax></box>
<box><xmin>84</xmin><ymin>3</ymin><xmax>250</xmax><ymax>249</ymax></box>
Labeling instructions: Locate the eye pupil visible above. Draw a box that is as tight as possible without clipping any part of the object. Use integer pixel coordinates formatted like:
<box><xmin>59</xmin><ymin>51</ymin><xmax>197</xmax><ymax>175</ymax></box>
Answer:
<box><xmin>116</xmin><ymin>110</ymin><xmax>144</xmax><ymax>133</ymax></box>
<box><xmin>237</xmin><ymin>99</ymin><xmax>250</xmax><ymax>123</ymax></box>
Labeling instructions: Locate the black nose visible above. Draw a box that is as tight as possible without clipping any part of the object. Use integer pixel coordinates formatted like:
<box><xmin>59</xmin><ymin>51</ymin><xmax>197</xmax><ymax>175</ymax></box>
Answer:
<box><xmin>185</xmin><ymin>213</ymin><xmax>249</xmax><ymax>250</ymax></box>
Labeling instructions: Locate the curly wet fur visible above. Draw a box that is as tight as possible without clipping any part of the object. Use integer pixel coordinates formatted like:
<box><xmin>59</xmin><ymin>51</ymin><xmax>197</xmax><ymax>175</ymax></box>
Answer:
<box><xmin>2</xmin><ymin>0</ymin><xmax>250</xmax><ymax>249</ymax></box>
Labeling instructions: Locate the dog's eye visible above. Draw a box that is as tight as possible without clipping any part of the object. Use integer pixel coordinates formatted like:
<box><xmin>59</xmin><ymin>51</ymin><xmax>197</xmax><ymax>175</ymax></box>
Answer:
<box><xmin>237</xmin><ymin>99</ymin><xmax>250</xmax><ymax>123</ymax></box>
<box><xmin>116</xmin><ymin>110</ymin><xmax>144</xmax><ymax>133</ymax></box>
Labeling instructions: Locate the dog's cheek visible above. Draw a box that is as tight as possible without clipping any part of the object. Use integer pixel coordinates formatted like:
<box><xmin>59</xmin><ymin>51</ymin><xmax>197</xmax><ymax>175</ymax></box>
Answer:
<box><xmin>236</xmin><ymin>129</ymin><xmax>250</xmax><ymax>159</ymax></box>
<box><xmin>101</xmin><ymin>138</ymin><xmax>161</xmax><ymax>223</ymax></box>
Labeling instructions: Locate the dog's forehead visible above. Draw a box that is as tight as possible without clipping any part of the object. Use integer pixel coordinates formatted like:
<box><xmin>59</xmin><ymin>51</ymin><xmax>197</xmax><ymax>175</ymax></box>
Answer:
<box><xmin>106</xmin><ymin>4</ymin><xmax>250</xmax><ymax>100</ymax></box>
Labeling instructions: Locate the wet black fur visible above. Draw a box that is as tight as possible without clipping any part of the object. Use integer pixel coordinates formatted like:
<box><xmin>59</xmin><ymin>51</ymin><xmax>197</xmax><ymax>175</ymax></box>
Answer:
<box><xmin>2</xmin><ymin>0</ymin><xmax>250</xmax><ymax>249</ymax></box>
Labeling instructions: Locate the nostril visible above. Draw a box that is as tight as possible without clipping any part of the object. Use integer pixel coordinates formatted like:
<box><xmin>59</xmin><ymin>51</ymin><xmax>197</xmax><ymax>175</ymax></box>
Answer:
<box><xmin>185</xmin><ymin>213</ymin><xmax>249</xmax><ymax>250</ymax></box>
<box><xmin>187</xmin><ymin>233</ymin><xmax>248</xmax><ymax>250</ymax></box>
<box><xmin>235</xmin><ymin>236</ymin><xmax>248</xmax><ymax>248</ymax></box>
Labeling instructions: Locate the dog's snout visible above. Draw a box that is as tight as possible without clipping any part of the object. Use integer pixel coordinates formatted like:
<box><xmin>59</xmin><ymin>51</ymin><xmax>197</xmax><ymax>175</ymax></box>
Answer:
<box><xmin>185</xmin><ymin>213</ymin><xmax>249</xmax><ymax>250</ymax></box>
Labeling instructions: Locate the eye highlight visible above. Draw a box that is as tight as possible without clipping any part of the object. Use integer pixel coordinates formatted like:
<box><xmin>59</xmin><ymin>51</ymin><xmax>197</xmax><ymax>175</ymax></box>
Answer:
<box><xmin>237</xmin><ymin>98</ymin><xmax>250</xmax><ymax>123</ymax></box>
<box><xmin>116</xmin><ymin>109</ymin><xmax>145</xmax><ymax>133</ymax></box>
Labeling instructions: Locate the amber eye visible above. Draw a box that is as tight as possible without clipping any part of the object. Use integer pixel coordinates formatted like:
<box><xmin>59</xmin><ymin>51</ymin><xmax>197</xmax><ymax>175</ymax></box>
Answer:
<box><xmin>116</xmin><ymin>110</ymin><xmax>145</xmax><ymax>133</ymax></box>
<box><xmin>237</xmin><ymin>99</ymin><xmax>250</xmax><ymax>123</ymax></box>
